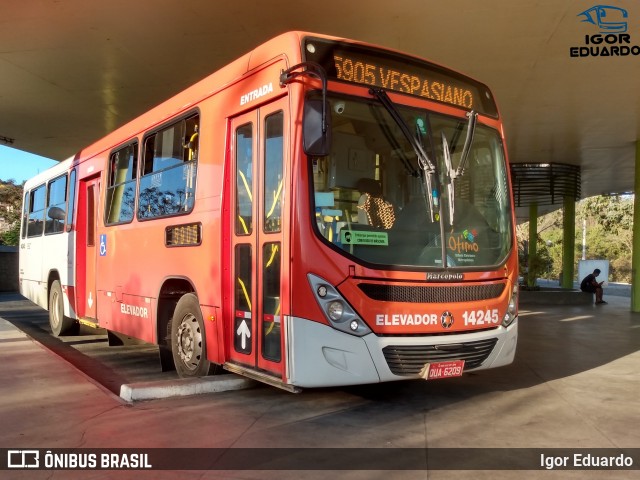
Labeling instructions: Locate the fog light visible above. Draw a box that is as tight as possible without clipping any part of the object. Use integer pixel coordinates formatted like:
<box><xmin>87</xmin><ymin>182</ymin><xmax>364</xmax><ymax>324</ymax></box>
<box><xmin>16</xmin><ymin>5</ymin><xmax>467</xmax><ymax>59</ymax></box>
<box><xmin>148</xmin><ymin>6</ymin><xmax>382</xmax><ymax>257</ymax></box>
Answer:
<box><xmin>317</xmin><ymin>285</ymin><xmax>328</xmax><ymax>298</ymax></box>
<box><xmin>350</xmin><ymin>320</ymin><xmax>359</xmax><ymax>331</ymax></box>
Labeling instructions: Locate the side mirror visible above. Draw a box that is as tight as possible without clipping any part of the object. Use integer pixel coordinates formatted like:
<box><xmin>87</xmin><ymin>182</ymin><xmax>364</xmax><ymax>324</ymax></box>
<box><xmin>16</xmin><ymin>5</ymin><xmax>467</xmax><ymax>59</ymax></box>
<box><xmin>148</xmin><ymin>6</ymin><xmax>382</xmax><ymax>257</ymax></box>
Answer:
<box><xmin>280</xmin><ymin>63</ymin><xmax>332</xmax><ymax>157</ymax></box>
<box><xmin>303</xmin><ymin>98</ymin><xmax>331</xmax><ymax>156</ymax></box>
<box><xmin>48</xmin><ymin>206</ymin><xmax>66</xmax><ymax>221</ymax></box>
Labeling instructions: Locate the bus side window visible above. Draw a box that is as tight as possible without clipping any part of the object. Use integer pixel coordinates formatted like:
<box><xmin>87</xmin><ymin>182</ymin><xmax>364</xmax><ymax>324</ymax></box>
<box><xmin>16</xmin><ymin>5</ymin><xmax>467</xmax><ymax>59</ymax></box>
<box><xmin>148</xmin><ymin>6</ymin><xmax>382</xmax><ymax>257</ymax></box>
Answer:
<box><xmin>45</xmin><ymin>174</ymin><xmax>67</xmax><ymax>235</ymax></box>
<box><xmin>138</xmin><ymin>114</ymin><xmax>199</xmax><ymax>220</ymax></box>
<box><xmin>66</xmin><ymin>169</ymin><xmax>76</xmax><ymax>232</ymax></box>
<box><xmin>21</xmin><ymin>191</ymin><xmax>29</xmax><ymax>239</ymax></box>
<box><xmin>105</xmin><ymin>143</ymin><xmax>137</xmax><ymax>225</ymax></box>
<box><xmin>27</xmin><ymin>185</ymin><xmax>46</xmax><ymax>237</ymax></box>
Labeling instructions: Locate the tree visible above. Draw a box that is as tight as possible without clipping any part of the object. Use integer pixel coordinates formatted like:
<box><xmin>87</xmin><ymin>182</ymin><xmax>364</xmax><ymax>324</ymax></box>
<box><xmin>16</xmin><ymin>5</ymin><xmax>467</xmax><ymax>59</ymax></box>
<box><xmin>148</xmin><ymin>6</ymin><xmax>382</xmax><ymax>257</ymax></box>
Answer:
<box><xmin>577</xmin><ymin>195</ymin><xmax>633</xmax><ymax>282</ymax></box>
<box><xmin>0</xmin><ymin>179</ymin><xmax>23</xmax><ymax>246</ymax></box>
<box><xmin>518</xmin><ymin>195</ymin><xmax>634</xmax><ymax>284</ymax></box>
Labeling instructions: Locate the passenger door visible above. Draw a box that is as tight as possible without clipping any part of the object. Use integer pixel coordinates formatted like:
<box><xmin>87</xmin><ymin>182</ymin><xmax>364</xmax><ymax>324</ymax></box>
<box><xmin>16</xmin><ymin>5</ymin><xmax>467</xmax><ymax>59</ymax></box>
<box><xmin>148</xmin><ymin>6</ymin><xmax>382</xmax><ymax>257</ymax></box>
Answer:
<box><xmin>76</xmin><ymin>175</ymin><xmax>100</xmax><ymax>320</ymax></box>
<box><xmin>228</xmin><ymin>98</ymin><xmax>288</xmax><ymax>379</ymax></box>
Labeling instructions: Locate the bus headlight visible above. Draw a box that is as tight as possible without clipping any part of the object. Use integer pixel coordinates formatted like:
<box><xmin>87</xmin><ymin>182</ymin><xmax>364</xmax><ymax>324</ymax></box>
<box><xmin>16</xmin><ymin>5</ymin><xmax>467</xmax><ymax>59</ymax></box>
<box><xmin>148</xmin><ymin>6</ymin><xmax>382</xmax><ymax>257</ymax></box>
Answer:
<box><xmin>502</xmin><ymin>285</ymin><xmax>518</xmax><ymax>327</ymax></box>
<box><xmin>327</xmin><ymin>301</ymin><xmax>344</xmax><ymax>321</ymax></box>
<box><xmin>307</xmin><ymin>274</ymin><xmax>371</xmax><ymax>337</ymax></box>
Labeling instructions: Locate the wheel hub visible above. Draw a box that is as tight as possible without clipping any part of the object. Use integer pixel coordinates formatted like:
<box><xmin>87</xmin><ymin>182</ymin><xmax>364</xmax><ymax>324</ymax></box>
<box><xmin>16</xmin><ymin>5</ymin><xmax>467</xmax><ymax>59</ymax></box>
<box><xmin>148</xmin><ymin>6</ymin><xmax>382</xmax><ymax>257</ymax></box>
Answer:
<box><xmin>51</xmin><ymin>291</ymin><xmax>60</xmax><ymax>328</ymax></box>
<box><xmin>176</xmin><ymin>314</ymin><xmax>202</xmax><ymax>370</ymax></box>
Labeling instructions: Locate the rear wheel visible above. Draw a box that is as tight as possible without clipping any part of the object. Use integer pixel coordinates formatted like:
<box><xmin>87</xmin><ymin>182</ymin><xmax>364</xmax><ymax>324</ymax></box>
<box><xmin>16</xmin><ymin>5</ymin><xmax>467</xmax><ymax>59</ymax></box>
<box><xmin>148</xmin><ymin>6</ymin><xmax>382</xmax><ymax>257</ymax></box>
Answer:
<box><xmin>49</xmin><ymin>280</ymin><xmax>75</xmax><ymax>336</ymax></box>
<box><xmin>171</xmin><ymin>293</ymin><xmax>212</xmax><ymax>377</ymax></box>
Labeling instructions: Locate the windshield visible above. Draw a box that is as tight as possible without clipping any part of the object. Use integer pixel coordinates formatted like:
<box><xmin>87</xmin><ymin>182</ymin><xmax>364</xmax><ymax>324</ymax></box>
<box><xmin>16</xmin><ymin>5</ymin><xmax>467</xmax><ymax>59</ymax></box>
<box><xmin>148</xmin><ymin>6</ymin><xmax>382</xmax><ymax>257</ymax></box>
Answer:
<box><xmin>310</xmin><ymin>93</ymin><xmax>513</xmax><ymax>269</ymax></box>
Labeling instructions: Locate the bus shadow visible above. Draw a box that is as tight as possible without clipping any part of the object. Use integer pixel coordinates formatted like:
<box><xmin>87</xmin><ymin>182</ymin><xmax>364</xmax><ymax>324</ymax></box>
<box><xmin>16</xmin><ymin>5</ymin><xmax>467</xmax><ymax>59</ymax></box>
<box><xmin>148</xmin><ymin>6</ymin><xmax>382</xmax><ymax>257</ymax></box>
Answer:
<box><xmin>0</xmin><ymin>293</ymin><xmax>178</xmax><ymax>393</ymax></box>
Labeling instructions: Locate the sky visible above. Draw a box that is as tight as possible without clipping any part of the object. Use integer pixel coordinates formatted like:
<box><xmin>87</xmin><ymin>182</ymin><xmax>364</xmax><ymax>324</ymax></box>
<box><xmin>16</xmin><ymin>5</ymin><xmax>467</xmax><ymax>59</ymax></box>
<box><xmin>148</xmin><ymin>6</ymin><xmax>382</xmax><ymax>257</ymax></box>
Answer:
<box><xmin>0</xmin><ymin>145</ymin><xmax>58</xmax><ymax>184</ymax></box>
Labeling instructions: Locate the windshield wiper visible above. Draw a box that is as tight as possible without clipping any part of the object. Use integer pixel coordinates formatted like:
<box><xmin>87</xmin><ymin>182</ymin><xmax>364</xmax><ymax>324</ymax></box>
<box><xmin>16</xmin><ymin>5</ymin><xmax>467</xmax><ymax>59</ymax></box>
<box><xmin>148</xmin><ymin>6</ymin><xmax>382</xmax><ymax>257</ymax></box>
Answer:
<box><xmin>443</xmin><ymin>110</ymin><xmax>478</xmax><ymax>225</ymax></box>
<box><xmin>455</xmin><ymin>111</ymin><xmax>478</xmax><ymax>179</ymax></box>
<box><xmin>369</xmin><ymin>88</ymin><xmax>439</xmax><ymax>222</ymax></box>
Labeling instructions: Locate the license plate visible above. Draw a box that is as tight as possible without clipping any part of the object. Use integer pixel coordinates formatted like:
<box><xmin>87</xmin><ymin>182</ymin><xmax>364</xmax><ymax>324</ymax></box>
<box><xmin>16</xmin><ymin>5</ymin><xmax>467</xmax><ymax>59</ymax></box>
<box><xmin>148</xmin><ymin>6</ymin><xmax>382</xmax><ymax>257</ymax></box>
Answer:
<box><xmin>421</xmin><ymin>360</ymin><xmax>465</xmax><ymax>380</ymax></box>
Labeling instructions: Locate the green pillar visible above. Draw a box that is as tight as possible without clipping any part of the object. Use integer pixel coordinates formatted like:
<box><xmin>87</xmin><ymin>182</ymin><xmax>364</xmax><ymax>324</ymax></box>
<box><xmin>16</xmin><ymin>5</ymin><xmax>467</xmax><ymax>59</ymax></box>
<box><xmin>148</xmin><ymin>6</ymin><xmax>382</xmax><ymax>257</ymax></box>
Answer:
<box><xmin>562</xmin><ymin>196</ymin><xmax>576</xmax><ymax>289</ymax></box>
<box><xmin>528</xmin><ymin>202</ymin><xmax>538</xmax><ymax>288</ymax></box>
<box><xmin>632</xmin><ymin>141</ymin><xmax>640</xmax><ymax>311</ymax></box>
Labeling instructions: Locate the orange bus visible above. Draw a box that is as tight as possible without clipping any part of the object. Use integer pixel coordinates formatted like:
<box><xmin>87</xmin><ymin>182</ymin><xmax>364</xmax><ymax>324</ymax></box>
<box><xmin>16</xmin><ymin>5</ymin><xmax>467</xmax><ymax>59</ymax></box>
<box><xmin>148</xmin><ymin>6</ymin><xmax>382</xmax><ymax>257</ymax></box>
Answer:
<box><xmin>19</xmin><ymin>32</ymin><xmax>518</xmax><ymax>391</ymax></box>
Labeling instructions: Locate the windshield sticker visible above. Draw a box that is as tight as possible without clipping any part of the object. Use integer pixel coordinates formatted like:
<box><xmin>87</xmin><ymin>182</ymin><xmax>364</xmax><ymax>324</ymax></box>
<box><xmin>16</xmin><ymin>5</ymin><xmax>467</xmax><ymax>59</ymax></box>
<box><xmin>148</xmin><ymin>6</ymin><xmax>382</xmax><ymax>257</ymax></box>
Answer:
<box><xmin>341</xmin><ymin>230</ymin><xmax>388</xmax><ymax>246</ymax></box>
<box><xmin>448</xmin><ymin>229</ymin><xmax>480</xmax><ymax>264</ymax></box>
<box><xmin>448</xmin><ymin>230</ymin><xmax>479</xmax><ymax>254</ymax></box>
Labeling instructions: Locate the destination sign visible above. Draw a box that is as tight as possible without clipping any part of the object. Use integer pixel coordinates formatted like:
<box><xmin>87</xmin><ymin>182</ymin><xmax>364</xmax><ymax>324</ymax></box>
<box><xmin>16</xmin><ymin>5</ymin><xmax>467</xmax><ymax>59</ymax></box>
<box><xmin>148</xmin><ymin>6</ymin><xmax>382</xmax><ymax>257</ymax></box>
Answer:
<box><xmin>333</xmin><ymin>52</ymin><xmax>474</xmax><ymax>109</ymax></box>
<box><xmin>303</xmin><ymin>38</ymin><xmax>498</xmax><ymax>117</ymax></box>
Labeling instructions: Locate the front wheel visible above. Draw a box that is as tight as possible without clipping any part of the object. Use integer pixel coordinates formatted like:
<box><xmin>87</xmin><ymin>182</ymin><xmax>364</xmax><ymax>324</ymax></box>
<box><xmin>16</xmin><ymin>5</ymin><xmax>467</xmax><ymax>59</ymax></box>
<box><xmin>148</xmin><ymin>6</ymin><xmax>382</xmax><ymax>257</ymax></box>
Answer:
<box><xmin>171</xmin><ymin>293</ymin><xmax>212</xmax><ymax>377</ymax></box>
<box><xmin>49</xmin><ymin>280</ymin><xmax>76</xmax><ymax>336</ymax></box>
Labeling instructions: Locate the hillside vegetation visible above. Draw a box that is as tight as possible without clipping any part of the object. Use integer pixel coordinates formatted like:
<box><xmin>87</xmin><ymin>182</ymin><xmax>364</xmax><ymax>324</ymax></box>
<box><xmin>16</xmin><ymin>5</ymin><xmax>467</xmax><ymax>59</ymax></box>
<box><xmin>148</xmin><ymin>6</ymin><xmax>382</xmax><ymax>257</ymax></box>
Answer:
<box><xmin>0</xmin><ymin>180</ymin><xmax>22</xmax><ymax>246</ymax></box>
<box><xmin>517</xmin><ymin>195</ymin><xmax>634</xmax><ymax>283</ymax></box>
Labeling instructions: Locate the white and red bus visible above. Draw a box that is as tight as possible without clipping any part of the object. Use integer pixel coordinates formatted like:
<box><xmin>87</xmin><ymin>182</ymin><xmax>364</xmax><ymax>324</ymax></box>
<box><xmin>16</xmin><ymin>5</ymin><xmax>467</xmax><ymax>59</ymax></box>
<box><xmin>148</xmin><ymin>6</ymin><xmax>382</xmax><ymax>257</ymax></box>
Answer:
<box><xmin>19</xmin><ymin>32</ymin><xmax>518</xmax><ymax>391</ymax></box>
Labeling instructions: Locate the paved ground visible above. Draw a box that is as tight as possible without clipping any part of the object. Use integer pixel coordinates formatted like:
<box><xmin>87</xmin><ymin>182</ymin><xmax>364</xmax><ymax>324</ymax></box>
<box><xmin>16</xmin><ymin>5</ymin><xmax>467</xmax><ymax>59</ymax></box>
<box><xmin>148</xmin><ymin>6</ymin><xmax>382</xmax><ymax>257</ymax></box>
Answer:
<box><xmin>0</xmin><ymin>292</ymin><xmax>638</xmax><ymax>479</ymax></box>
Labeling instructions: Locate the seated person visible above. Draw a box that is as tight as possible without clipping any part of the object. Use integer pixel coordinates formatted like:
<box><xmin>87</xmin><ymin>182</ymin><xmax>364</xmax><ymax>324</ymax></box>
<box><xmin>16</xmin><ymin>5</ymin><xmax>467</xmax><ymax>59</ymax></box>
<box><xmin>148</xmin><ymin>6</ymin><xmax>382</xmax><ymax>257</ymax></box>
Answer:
<box><xmin>356</xmin><ymin>178</ymin><xmax>395</xmax><ymax>229</ymax></box>
<box><xmin>580</xmin><ymin>268</ymin><xmax>607</xmax><ymax>304</ymax></box>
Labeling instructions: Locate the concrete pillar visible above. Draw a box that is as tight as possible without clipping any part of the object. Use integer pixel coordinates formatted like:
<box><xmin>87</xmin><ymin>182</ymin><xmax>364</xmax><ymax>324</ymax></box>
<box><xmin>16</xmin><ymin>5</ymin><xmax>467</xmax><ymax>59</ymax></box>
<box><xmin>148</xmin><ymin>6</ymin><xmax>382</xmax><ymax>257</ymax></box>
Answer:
<box><xmin>632</xmin><ymin>141</ymin><xmax>640</xmax><ymax>312</ymax></box>
<box><xmin>561</xmin><ymin>196</ymin><xmax>576</xmax><ymax>289</ymax></box>
<box><xmin>528</xmin><ymin>202</ymin><xmax>538</xmax><ymax>288</ymax></box>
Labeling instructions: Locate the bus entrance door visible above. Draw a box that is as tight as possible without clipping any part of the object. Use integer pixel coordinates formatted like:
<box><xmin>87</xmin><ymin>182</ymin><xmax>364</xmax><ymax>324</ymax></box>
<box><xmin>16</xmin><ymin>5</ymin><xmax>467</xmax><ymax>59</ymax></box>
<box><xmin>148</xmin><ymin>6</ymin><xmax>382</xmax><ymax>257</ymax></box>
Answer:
<box><xmin>76</xmin><ymin>175</ymin><xmax>100</xmax><ymax>321</ymax></box>
<box><xmin>228</xmin><ymin>98</ymin><xmax>288</xmax><ymax>381</ymax></box>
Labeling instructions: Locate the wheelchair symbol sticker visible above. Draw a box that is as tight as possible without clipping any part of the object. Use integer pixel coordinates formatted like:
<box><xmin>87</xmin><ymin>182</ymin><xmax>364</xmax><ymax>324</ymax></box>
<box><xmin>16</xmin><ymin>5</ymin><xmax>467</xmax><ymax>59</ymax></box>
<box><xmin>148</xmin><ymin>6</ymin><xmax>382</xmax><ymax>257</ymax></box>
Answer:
<box><xmin>99</xmin><ymin>234</ymin><xmax>107</xmax><ymax>256</ymax></box>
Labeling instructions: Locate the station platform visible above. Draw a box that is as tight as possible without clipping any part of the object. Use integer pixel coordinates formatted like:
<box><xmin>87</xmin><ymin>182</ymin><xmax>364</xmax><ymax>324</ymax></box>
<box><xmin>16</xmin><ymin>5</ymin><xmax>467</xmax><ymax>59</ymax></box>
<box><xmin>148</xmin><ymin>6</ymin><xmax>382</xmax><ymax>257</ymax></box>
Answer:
<box><xmin>0</xmin><ymin>291</ymin><xmax>638</xmax><ymax>478</ymax></box>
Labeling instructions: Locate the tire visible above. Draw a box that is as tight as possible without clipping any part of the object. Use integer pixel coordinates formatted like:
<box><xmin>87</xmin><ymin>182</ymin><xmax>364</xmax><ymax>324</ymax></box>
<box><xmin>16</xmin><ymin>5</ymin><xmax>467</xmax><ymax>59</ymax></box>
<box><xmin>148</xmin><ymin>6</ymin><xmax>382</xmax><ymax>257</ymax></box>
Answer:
<box><xmin>49</xmin><ymin>280</ymin><xmax>75</xmax><ymax>336</ymax></box>
<box><xmin>171</xmin><ymin>293</ymin><xmax>212</xmax><ymax>377</ymax></box>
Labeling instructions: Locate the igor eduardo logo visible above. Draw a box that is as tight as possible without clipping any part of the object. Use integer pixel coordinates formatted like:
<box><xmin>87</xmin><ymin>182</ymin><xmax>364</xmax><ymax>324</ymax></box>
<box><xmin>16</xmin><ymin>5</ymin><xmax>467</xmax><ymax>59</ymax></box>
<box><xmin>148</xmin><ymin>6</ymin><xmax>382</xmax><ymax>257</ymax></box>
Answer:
<box><xmin>578</xmin><ymin>5</ymin><xmax>628</xmax><ymax>33</ymax></box>
<box><xmin>571</xmin><ymin>5</ymin><xmax>639</xmax><ymax>57</ymax></box>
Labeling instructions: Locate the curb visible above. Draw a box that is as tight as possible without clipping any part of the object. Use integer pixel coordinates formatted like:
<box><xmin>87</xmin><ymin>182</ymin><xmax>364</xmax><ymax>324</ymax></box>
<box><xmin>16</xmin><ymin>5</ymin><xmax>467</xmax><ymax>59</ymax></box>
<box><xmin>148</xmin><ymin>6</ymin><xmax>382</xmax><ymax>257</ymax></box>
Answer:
<box><xmin>119</xmin><ymin>375</ymin><xmax>257</xmax><ymax>402</ymax></box>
